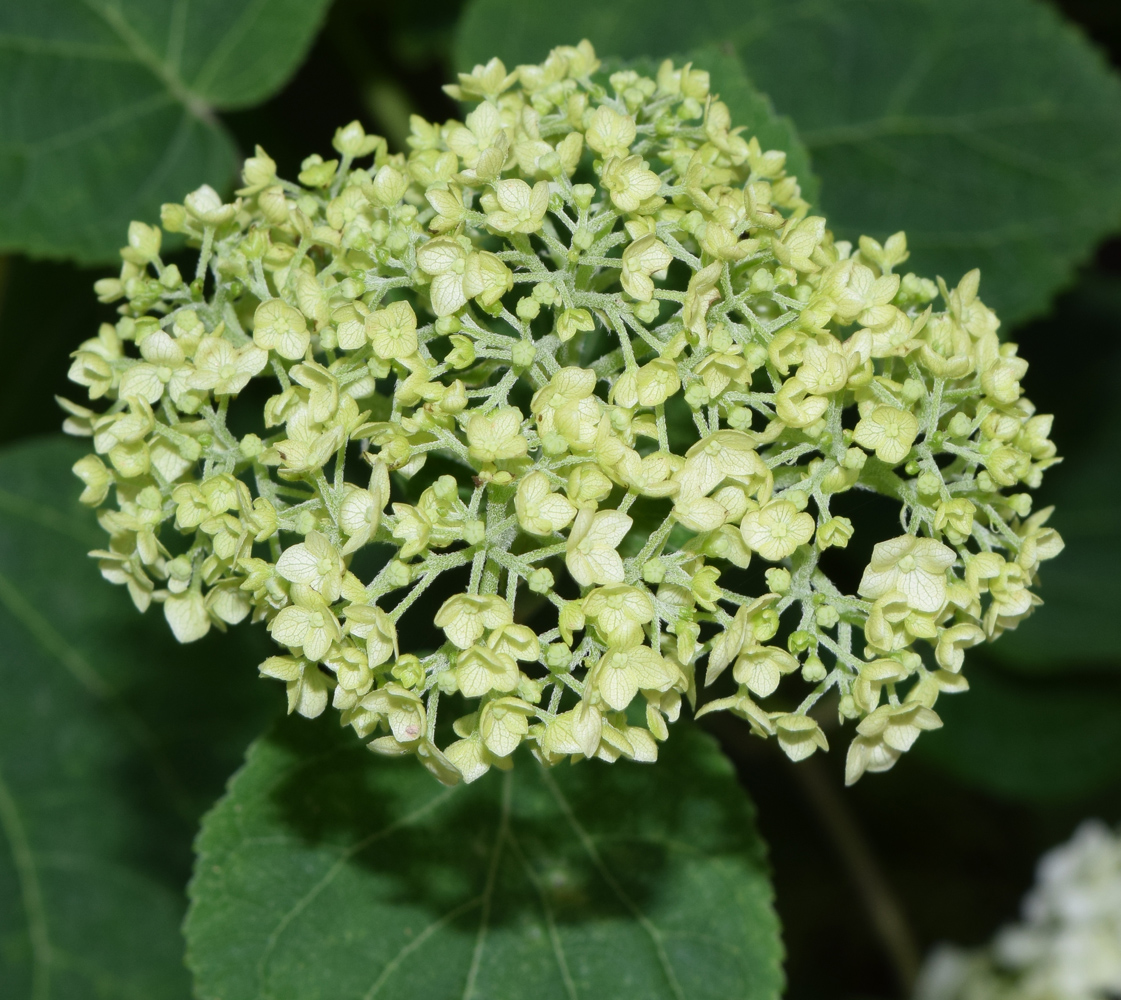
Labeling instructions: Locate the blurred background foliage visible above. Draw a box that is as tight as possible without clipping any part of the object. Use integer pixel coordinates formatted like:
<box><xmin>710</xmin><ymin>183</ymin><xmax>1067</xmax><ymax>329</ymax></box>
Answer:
<box><xmin>0</xmin><ymin>1</ymin><xmax>1119</xmax><ymax>998</ymax></box>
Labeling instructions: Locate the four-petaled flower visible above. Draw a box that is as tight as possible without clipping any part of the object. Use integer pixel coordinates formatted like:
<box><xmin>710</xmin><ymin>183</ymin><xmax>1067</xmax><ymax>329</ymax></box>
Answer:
<box><xmin>566</xmin><ymin>507</ymin><xmax>632</xmax><ymax>586</ymax></box>
<box><xmin>276</xmin><ymin>531</ymin><xmax>345</xmax><ymax>602</ymax></box>
<box><xmin>253</xmin><ymin>299</ymin><xmax>310</xmax><ymax>360</ymax></box>
<box><xmin>189</xmin><ymin>337</ymin><xmax>268</xmax><ymax>396</ymax></box>
<box><xmin>853</xmin><ymin>405</ymin><xmax>919</xmax><ymax>465</ymax></box>
<box><xmin>620</xmin><ymin>234</ymin><xmax>673</xmax><ymax>300</ymax></box>
<box><xmin>601</xmin><ymin>155</ymin><xmax>662</xmax><ymax>213</ymax></box>
<box><xmin>740</xmin><ymin>500</ymin><xmax>815</xmax><ymax>562</ymax></box>
<box><xmin>515</xmin><ymin>471</ymin><xmax>576</xmax><ymax>535</ymax></box>
<box><xmin>466</xmin><ymin>406</ymin><xmax>529</xmax><ymax>465</ymax></box>
<box><xmin>435</xmin><ymin>593</ymin><xmax>513</xmax><ymax>649</ymax></box>
<box><xmin>367</xmin><ymin>300</ymin><xmax>418</xmax><ymax>359</ymax></box>
<box><xmin>583</xmin><ymin>585</ymin><xmax>654</xmax><ymax>648</ymax></box>
<box><xmin>487</xmin><ymin>178</ymin><xmax>550</xmax><ymax>233</ymax></box>
<box><xmin>858</xmin><ymin>534</ymin><xmax>956</xmax><ymax>613</ymax></box>
<box><xmin>589</xmin><ymin>645</ymin><xmax>679</xmax><ymax>711</ymax></box>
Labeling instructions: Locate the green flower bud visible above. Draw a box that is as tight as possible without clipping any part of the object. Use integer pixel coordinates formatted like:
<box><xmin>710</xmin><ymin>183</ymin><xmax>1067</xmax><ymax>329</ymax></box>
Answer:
<box><xmin>788</xmin><ymin>630</ymin><xmax>815</xmax><ymax>654</ymax></box>
<box><xmin>333</xmin><ymin>120</ymin><xmax>381</xmax><ymax>158</ymax></box>
<box><xmin>814</xmin><ymin>604</ymin><xmax>839</xmax><ymax>629</ymax></box>
<box><xmin>160</xmin><ymin>202</ymin><xmax>187</xmax><ymax>233</ymax></box>
<box><xmin>121</xmin><ymin>221</ymin><xmax>162</xmax><ymax>264</ymax></box>
<box><xmin>240</xmin><ymin>434</ymin><xmax>263</xmax><ymax>459</ymax></box>
<box><xmin>298</xmin><ymin>155</ymin><xmax>339</xmax><ymax>188</ymax></box>
<box><xmin>642</xmin><ymin>558</ymin><xmax>666</xmax><ymax>584</ymax></box>
<box><xmin>765</xmin><ymin>567</ymin><xmax>792</xmax><ymax>594</ymax></box>
<box><xmin>527</xmin><ymin>568</ymin><xmax>554</xmax><ymax>593</ymax></box>
<box><xmin>802</xmin><ymin>655</ymin><xmax>827</xmax><ymax>683</ymax></box>
<box><xmin>817</xmin><ymin>516</ymin><xmax>854</xmax><ymax>550</ymax></box>
<box><xmin>545</xmin><ymin>643</ymin><xmax>571</xmax><ymax>673</ymax></box>
<box><xmin>916</xmin><ymin>470</ymin><xmax>942</xmax><ymax>496</ymax></box>
<box><xmin>515</xmin><ymin>295</ymin><xmax>541</xmax><ymax>321</ymax></box>
<box><xmin>511</xmin><ymin>340</ymin><xmax>537</xmax><ymax>368</ymax></box>
<box><xmin>446</xmin><ymin>334</ymin><xmax>476</xmax><ymax>369</ymax></box>
<box><xmin>392</xmin><ymin>654</ymin><xmax>425</xmax><ymax>690</ymax></box>
<box><xmin>384</xmin><ymin>561</ymin><xmax>412</xmax><ymax>590</ymax></box>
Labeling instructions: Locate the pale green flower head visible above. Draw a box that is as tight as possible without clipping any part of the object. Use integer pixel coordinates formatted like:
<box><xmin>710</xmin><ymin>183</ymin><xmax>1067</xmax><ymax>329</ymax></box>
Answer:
<box><xmin>65</xmin><ymin>41</ymin><xmax>1061</xmax><ymax>786</ymax></box>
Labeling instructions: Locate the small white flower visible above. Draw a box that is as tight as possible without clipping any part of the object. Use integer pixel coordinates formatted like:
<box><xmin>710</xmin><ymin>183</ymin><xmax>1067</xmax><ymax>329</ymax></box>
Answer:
<box><xmin>515</xmin><ymin>471</ymin><xmax>576</xmax><ymax>535</ymax></box>
<box><xmin>859</xmin><ymin>535</ymin><xmax>956</xmax><ymax>614</ymax></box>
<box><xmin>740</xmin><ymin>500</ymin><xmax>815</xmax><ymax>562</ymax></box>
<box><xmin>253</xmin><ymin>299</ymin><xmax>309</xmax><ymax>360</ymax></box>
<box><xmin>487</xmin><ymin>178</ymin><xmax>550</xmax><ymax>233</ymax></box>
<box><xmin>276</xmin><ymin>531</ymin><xmax>344</xmax><ymax>603</ymax></box>
<box><xmin>566</xmin><ymin>507</ymin><xmax>632</xmax><ymax>586</ymax></box>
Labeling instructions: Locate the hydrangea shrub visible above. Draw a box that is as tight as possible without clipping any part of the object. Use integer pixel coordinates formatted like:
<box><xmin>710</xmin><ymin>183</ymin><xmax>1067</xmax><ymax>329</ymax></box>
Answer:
<box><xmin>64</xmin><ymin>41</ymin><xmax>1063</xmax><ymax>786</ymax></box>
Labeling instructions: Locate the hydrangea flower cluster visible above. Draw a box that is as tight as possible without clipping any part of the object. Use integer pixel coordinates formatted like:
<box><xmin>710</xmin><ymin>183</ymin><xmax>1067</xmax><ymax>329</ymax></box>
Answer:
<box><xmin>64</xmin><ymin>41</ymin><xmax>1062</xmax><ymax>786</ymax></box>
<box><xmin>917</xmin><ymin>821</ymin><xmax>1121</xmax><ymax>1000</ymax></box>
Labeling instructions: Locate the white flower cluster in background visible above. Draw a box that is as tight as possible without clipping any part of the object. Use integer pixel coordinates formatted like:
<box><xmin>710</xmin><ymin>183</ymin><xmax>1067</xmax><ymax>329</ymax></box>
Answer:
<box><xmin>917</xmin><ymin>821</ymin><xmax>1121</xmax><ymax>1000</ymax></box>
<box><xmin>65</xmin><ymin>40</ymin><xmax>1061</xmax><ymax>785</ymax></box>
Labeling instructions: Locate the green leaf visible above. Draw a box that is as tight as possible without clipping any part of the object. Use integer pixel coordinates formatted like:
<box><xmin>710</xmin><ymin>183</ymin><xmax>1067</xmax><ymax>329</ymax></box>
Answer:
<box><xmin>0</xmin><ymin>436</ymin><xmax>275</xmax><ymax>999</ymax></box>
<box><xmin>455</xmin><ymin>0</ymin><xmax>1121</xmax><ymax>323</ymax></box>
<box><xmin>0</xmin><ymin>0</ymin><xmax>332</xmax><ymax>264</ymax></box>
<box><xmin>185</xmin><ymin>716</ymin><xmax>783</xmax><ymax>1000</ymax></box>
<box><xmin>914</xmin><ymin>664</ymin><xmax>1121</xmax><ymax>802</ymax></box>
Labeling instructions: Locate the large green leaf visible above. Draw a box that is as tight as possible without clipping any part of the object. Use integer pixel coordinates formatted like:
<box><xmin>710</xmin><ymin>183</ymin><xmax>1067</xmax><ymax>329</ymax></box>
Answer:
<box><xmin>0</xmin><ymin>0</ymin><xmax>332</xmax><ymax>263</ymax></box>
<box><xmin>455</xmin><ymin>0</ymin><xmax>1121</xmax><ymax>323</ymax></box>
<box><xmin>185</xmin><ymin>716</ymin><xmax>783</xmax><ymax>1000</ymax></box>
<box><xmin>913</xmin><ymin>663</ymin><xmax>1121</xmax><ymax>802</ymax></box>
<box><xmin>0</xmin><ymin>436</ymin><xmax>275</xmax><ymax>998</ymax></box>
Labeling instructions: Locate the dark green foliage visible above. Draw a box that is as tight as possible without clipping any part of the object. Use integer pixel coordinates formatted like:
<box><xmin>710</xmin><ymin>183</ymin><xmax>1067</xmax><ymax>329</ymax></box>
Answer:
<box><xmin>186</xmin><ymin>718</ymin><xmax>783</xmax><ymax>1000</ymax></box>
<box><xmin>0</xmin><ymin>0</ymin><xmax>332</xmax><ymax>262</ymax></box>
<box><xmin>0</xmin><ymin>437</ymin><xmax>275</xmax><ymax>998</ymax></box>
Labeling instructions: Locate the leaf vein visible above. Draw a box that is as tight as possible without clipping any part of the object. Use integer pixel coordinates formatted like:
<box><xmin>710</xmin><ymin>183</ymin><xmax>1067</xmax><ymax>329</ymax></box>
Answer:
<box><xmin>254</xmin><ymin>784</ymin><xmax>459</xmax><ymax>995</ymax></box>
<box><xmin>461</xmin><ymin>770</ymin><xmax>512</xmax><ymax>1000</ymax></box>
<box><xmin>189</xmin><ymin>0</ymin><xmax>273</xmax><ymax>98</ymax></box>
<box><xmin>539</xmin><ymin>766</ymin><xmax>687</xmax><ymax>1000</ymax></box>
<box><xmin>0</xmin><ymin>764</ymin><xmax>51</xmax><ymax>1000</ymax></box>
<box><xmin>0</xmin><ymin>34</ymin><xmax>133</xmax><ymax>61</ymax></box>
<box><xmin>77</xmin><ymin>0</ymin><xmax>214</xmax><ymax>121</ymax></box>
<box><xmin>363</xmin><ymin>897</ymin><xmax>484</xmax><ymax>1000</ymax></box>
<box><xmin>0</xmin><ymin>92</ymin><xmax>177</xmax><ymax>158</ymax></box>
<box><xmin>801</xmin><ymin>105</ymin><xmax>1069</xmax><ymax>148</ymax></box>
<box><xmin>0</xmin><ymin>567</ymin><xmax>198</xmax><ymax>821</ymax></box>
<box><xmin>0</xmin><ymin>568</ymin><xmax>112</xmax><ymax>699</ymax></box>
<box><xmin>505</xmin><ymin>826</ymin><xmax>579</xmax><ymax>1000</ymax></box>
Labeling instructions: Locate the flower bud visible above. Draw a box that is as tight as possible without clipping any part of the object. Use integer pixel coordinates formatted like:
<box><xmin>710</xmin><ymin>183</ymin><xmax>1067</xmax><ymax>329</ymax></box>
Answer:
<box><xmin>802</xmin><ymin>655</ymin><xmax>827</xmax><ymax>683</ymax></box>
